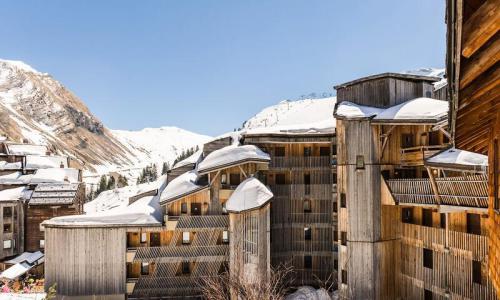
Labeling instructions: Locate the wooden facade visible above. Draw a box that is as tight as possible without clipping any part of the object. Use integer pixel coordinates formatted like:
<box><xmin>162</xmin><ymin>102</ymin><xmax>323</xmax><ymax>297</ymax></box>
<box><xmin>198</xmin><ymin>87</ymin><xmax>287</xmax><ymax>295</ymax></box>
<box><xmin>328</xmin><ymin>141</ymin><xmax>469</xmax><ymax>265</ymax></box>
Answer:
<box><xmin>446</xmin><ymin>0</ymin><xmax>500</xmax><ymax>294</ymax></box>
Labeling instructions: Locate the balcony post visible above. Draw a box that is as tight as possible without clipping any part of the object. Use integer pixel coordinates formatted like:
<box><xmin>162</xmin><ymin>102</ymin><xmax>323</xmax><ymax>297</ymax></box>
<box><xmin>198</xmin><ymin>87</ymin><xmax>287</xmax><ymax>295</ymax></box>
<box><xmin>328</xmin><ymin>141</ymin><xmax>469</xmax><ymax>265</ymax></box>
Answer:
<box><xmin>426</xmin><ymin>167</ymin><xmax>442</xmax><ymax>205</ymax></box>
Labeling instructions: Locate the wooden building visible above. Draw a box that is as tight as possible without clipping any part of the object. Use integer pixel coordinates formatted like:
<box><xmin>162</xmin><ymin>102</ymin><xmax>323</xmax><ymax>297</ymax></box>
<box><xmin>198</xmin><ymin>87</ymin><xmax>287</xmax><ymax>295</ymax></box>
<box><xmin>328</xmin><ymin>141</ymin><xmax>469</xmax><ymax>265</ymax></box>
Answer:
<box><xmin>446</xmin><ymin>0</ymin><xmax>500</xmax><ymax>294</ymax></box>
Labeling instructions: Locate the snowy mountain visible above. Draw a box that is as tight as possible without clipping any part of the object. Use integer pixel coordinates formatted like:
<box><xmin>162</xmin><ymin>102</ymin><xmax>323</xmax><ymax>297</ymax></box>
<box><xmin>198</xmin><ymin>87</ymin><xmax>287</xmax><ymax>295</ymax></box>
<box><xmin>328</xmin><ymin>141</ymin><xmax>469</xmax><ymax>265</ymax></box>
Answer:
<box><xmin>0</xmin><ymin>59</ymin><xmax>211</xmax><ymax>181</ymax></box>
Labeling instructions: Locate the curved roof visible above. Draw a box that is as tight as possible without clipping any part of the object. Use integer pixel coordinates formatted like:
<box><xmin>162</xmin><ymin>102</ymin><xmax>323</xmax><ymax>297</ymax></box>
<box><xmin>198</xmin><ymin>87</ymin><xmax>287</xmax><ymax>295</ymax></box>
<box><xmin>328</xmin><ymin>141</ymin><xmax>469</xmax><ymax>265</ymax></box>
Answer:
<box><xmin>197</xmin><ymin>145</ymin><xmax>270</xmax><ymax>174</ymax></box>
<box><xmin>426</xmin><ymin>147</ymin><xmax>488</xmax><ymax>172</ymax></box>
<box><xmin>334</xmin><ymin>101</ymin><xmax>383</xmax><ymax>120</ymax></box>
<box><xmin>226</xmin><ymin>177</ymin><xmax>273</xmax><ymax>213</ymax></box>
<box><xmin>159</xmin><ymin>171</ymin><xmax>208</xmax><ymax>204</ymax></box>
<box><xmin>372</xmin><ymin>98</ymin><xmax>448</xmax><ymax>123</ymax></box>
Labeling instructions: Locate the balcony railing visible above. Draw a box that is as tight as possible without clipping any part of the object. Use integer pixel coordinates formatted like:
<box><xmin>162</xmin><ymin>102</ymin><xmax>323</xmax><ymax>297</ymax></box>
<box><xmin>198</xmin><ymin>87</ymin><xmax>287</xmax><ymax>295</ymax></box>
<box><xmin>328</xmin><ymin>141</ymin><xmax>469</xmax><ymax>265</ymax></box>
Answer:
<box><xmin>175</xmin><ymin>215</ymin><xmax>229</xmax><ymax>230</ymax></box>
<box><xmin>270</xmin><ymin>184</ymin><xmax>333</xmax><ymax>199</ymax></box>
<box><xmin>400</xmin><ymin>145</ymin><xmax>447</xmax><ymax>166</ymax></box>
<box><xmin>134</xmin><ymin>245</ymin><xmax>229</xmax><ymax>262</ymax></box>
<box><xmin>270</xmin><ymin>156</ymin><xmax>332</xmax><ymax>169</ymax></box>
<box><xmin>386</xmin><ymin>174</ymin><xmax>488</xmax><ymax>208</ymax></box>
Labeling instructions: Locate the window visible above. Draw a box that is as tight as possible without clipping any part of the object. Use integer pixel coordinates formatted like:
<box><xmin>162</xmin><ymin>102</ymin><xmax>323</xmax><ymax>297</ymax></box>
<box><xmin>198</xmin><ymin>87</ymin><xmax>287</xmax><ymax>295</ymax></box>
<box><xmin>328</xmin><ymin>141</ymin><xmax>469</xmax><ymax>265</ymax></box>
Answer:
<box><xmin>428</xmin><ymin>131</ymin><xmax>440</xmax><ymax>146</ymax></box>
<box><xmin>181</xmin><ymin>203</ymin><xmax>188</xmax><ymax>214</ymax></box>
<box><xmin>424</xmin><ymin>289</ymin><xmax>432</xmax><ymax>300</ymax></box>
<box><xmin>401</xmin><ymin>133</ymin><xmax>414</xmax><ymax>148</ymax></box>
<box><xmin>304</xmin><ymin>255</ymin><xmax>312</xmax><ymax>269</ymax></box>
<box><xmin>3</xmin><ymin>224</ymin><xmax>12</xmax><ymax>233</ymax></box>
<box><xmin>304</xmin><ymin>147</ymin><xmax>312</xmax><ymax>157</ymax></box>
<box><xmin>182</xmin><ymin>232</ymin><xmax>190</xmax><ymax>244</ymax></box>
<box><xmin>423</xmin><ymin>248</ymin><xmax>433</xmax><ymax>269</ymax></box>
<box><xmin>3</xmin><ymin>240</ymin><xmax>11</xmax><ymax>249</ymax></box>
<box><xmin>150</xmin><ymin>233</ymin><xmax>161</xmax><ymax>247</ymax></box>
<box><xmin>222</xmin><ymin>202</ymin><xmax>228</xmax><ymax>214</ymax></box>
<box><xmin>334</xmin><ymin>259</ymin><xmax>338</xmax><ymax>270</ymax></box>
<box><xmin>140</xmin><ymin>232</ymin><xmax>147</xmax><ymax>243</ymax></box>
<box><xmin>341</xmin><ymin>232</ymin><xmax>347</xmax><ymax>246</ymax></box>
<box><xmin>320</xmin><ymin>147</ymin><xmax>330</xmax><ymax>156</ymax></box>
<box><xmin>356</xmin><ymin>155</ymin><xmax>364</xmax><ymax>169</ymax></box>
<box><xmin>341</xmin><ymin>270</ymin><xmax>347</xmax><ymax>284</ymax></box>
<box><xmin>422</xmin><ymin>209</ymin><xmax>433</xmax><ymax>227</ymax></box>
<box><xmin>191</xmin><ymin>203</ymin><xmax>201</xmax><ymax>215</ymax></box>
<box><xmin>222</xmin><ymin>230</ymin><xmax>229</xmax><ymax>243</ymax></box>
<box><xmin>275</xmin><ymin>147</ymin><xmax>285</xmax><ymax>157</ymax></box>
<box><xmin>230</xmin><ymin>173</ymin><xmax>241</xmax><ymax>186</ymax></box>
<box><xmin>333</xmin><ymin>230</ymin><xmax>338</xmax><ymax>242</ymax></box>
<box><xmin>473</xmin><ymin>260</ymin><xmax>482</xmax><ymax>284</ymax></box>
<box><xmin>221</xmin><ymin>174</ymin><xmax>227</xmax><ymax>184</ymax></box>
<box><xmin>340</xmin><ymin>193</ymin><xmax>346</xmax><ymax>208</ymax></box>
<box><xmin>182</xmin><ymin>261</ymin><xmax>190</xmax><ymax>274</ymax></box>
<box><xmin>440</xmin><ymin>213</ymin><xmax>446</xmax><ymax>229</ymax></box>
<box><xmin>3</xmin><ymin>207</ymin><xmax>12</xmax><ymax>218</ymax></box>
<box><xmin>304</xmin><ymin>174</ymin><xmax>311</xmax><ymax>195</ymax></box>
<box><xmin>39</xmin><ymin>240</ymin><xmax>44</xmax><ymax>249</ymax></box>
<box><xmin>275</xmin><ymin>174</ymin><xmax>286</xmax><ymax>185</ymax></box>
<box><xmin>467</xmin><ymin>213</ymin><xmax>481</xmax><ymax>235</ymax></box>
<box><xmin>402</xmin><ymin>208</ymin><xmax>413</xmax><ymax>224</ymax></box>
<box><xmin>332</xmin><ymin>144</ymin><xmax>337</xmax><ymax>156</ymax></box>
<box><xmin>304</xmin><ymin>227</ymin><xmax>311</xmax><ymax>240</ymax></box>
<box><xmin>141</xmin><ymin>262</ymin><xmax>149</xmax><ymax>275</ymax></box>
<box><xmin>333</xmin><ymin>201</ymin><xmax>338</xmax><ymax>213</ymax></box>
<box><xmin>425</xmin><ymin>91</ymin><xmax>432</xmax><ymax>98</ymax></box>
<box><xmin>333</xmin><ymin>172</ymin><xmax>337</xmax><ymax>184</ymax></box>
<box><xmin>303</xmin><ymin>199</ymin><xmax>311</xmax><ymax>213</ymax></box>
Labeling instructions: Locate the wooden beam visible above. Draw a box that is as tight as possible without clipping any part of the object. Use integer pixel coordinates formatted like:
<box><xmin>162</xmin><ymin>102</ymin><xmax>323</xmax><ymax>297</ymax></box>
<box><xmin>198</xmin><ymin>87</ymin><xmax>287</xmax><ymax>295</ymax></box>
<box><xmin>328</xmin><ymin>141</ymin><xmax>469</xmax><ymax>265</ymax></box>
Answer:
<box><xmin>460</xmin><ymin>36</ymin><xmax>500</xmax><ymax>88</ymax></box>
<box><xmin>459</xmin><ymin>63</ymin><xmax>500</xmax><ymax>110</ymax></box>
<box><xmin>426</xmin><ymin>167</ymin><xmax>442</xmax><ymax>205</ymax></box>
<box><xmin>461</xmin><ymin>0</ymin><xmax>500</xmax><ymax>58</ymax></box>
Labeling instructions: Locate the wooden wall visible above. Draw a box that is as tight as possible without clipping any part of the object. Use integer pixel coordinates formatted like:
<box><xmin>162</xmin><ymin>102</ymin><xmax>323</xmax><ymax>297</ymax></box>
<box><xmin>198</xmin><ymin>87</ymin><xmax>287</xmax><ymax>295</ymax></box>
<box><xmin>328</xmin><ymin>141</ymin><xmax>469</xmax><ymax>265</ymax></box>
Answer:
<box><xmin>0</xmin><ymin>201</ymin><xmax>24</xmax><ymax>260</ymax></box>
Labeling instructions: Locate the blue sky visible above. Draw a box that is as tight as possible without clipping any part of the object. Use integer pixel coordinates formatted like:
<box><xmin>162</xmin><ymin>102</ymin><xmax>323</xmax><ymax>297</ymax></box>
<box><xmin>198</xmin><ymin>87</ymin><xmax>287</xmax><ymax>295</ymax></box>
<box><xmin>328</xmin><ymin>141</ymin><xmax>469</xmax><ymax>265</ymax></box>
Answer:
<box><xmin>0</xmin><ymin>1</ymin><xmax>445</xmax><ymax>136</ymax></box>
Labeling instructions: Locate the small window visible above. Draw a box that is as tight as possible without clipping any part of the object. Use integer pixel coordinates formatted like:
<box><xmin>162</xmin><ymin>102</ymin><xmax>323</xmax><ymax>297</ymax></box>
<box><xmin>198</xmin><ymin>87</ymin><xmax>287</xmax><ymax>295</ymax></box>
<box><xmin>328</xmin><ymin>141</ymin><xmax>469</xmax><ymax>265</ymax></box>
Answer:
<box><xmin>422</xmin><ymin>209</ymin><xmax>433</xmax><ymax>227</ymax></box>
<box><xmin>39</xmin><ymin>239</ymin><xmax>45</xmax><ymax>249</ymax></box>
<box><xmin>275</xmin><ymin>174</ymin><xmax>286</xmax><ymax>185</ymax></box>
<box><xmin>304</xmin><ymin>255</ymin><xmax>312</xmax><ymax>269</ymax></box>
<box><xmin>275</xmin><ymin>147</ymin><xmax>285</xmax><ymax>157</ymax></box>
<box><xmin>230</xmin><ymin>173</ymin><xmax>241</xmax><ymax>186</ymax></box>
<box><xmin>221</xmin><ymin>174</ymin><xmax>227</xmax><ymax>184</ymax></box>
<box><xmin>402</xmin><ymin>208</ymin><xmax>413</xmax><ymax>224</ymax></box>
<box><xmin>424</xmin><ymin>289</ymin><xmax>432</xmax><ymax>300</ymax></box>
<box><xmin>182</xmin><ymin>261</ymin><xmax>190</xmax><ymax>274</ymax></box>
<box><xmin>304</xmin><ymin>174</ymin><xmax>311</xmax><ymax>185</ymax></box>
<box><xmin>340</xmin><ymin>193</ymin><xmax>346</xmax><ymax>208</ymax></box>
<box><xmin>304</xmin><ymin>227</ymin><xmax>311</xmax><ymax>240</ymax></box>
<box><xmin>222</xmin><ymin>202</ymin><xmax>228</xmax><ymax>214</ymax></box>
<box><xmin>467</xmin><ymin>213</ymin><xmax>481</xmax><ymax>235</ymax></box>
<box><xmin>333</xmin><ymin>259</ymin><xmax>338</xmax><ymax>270</ymax></box>
<box><xmin>191</xmin><ymin>203</ymin><xmax>201</xmax><ymax>215</ymax></box>
<box><xmin>304</xmin><ymin>147</ymin><xmax>312</xmax><ymax>157</ymax></box>
<box><xmin>3</xmin><ymin>224</ymin><xmax>12</xmax><ymax>233</ymax></box>
<box><xmin>303</xmin><ymin>199</ymin><xmax>311</xmax><ymax>213</ymax></box>
<box><xmin>3</xmin><ymin>240</ymin><xmax>11</xmax><ymax>249</ymax></box>
<box><xmin>332</xmin><ymin>144</ymin><xmax>337</xmax><ymax>156</ymax></box>
<box><xmin>3</xmin><ymin>207</ymin><xmax>12</xmax><ymax>218</ymax></box>
<box><xmin>333</xmin><ymin>201</ymin><xmax>338</xmax><ymax>213</ymax></box>
<box><xmin>141</xmin><ymin>262</ymin><xmax>149</xmax><ymax>275</ymax></box>
<box><xmin>140</xmin><ymin>232</ymin><xmax>147</xmax><ymax>243</ymax></box>
<box><xmin>222</xmin><ymin>230</ymin><xmax>229</xmax><ymax>243</ymax></box>
<box><xmin>182</xmin><ymin>232</ymin><xmax>190</xmax><ymax>244</ymax></box>
<box><xmin>423</xmin><ymin>248</ymin><xmax>433</xmax><ymax>269</ymax></box>
<box><xmin>425</xmin><ymin>91</ymin><xmax>432</xmax><ymax>98</ymax></box>
<box><xmin>341</xmin><ymin>232</ymin><xmax>347</xmax><ymax>246</ymax></box>
<box><xmin>341</xmin><ymin>270</ymin><xmax>347</xmax><ymax>284</ymax></box>
<box><xmin>356</xmin><ymin>155</ymin><xmax>364</xmax><ymax>169</ymax></box>
<box><xmin>333</xmin><ymin>230</ymin><xmax>338</xmax><ymax>242</ymax></box>
<box><xmin>440</xmin><ymin>213</ymin><xmax>446</xmax><ymax>229</ymax></box>
<box><xmin>333</xmin><ymin>173</ymin><xmax>337</xmax><ymax>184</ymax></box>
<box><xmin>320</xmin><ymin>147</ymin><xmax>330</xmax><ymax>156</ymax></box>
<box><xmin>473</xmin><ymin>260</ymin><xmax>482</xmax><ymax>284</ymax></box>
<box><xmin>401</xmin><ymin>133</ymin><xmax>414</xmax><ymax>148</ymax></box>
<box><xmin>181</xmin><ymin>203</ymin><xmax>188</xmax><ymax>214</ymax></box>
<box><xmin>150</xmin><ymin>233</ymin><xmax>161</xmax><ymax>247</ymax></box>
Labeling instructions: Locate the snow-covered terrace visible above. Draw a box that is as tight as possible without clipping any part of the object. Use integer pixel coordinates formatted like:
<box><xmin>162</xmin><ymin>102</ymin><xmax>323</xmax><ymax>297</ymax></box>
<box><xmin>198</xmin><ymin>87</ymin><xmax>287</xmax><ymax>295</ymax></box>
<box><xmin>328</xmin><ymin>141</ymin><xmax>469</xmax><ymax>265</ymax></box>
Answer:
<box><xmin>197</xmin><ymin>144</ymin><xmax>270</xmax><ymax>174</ymax></box>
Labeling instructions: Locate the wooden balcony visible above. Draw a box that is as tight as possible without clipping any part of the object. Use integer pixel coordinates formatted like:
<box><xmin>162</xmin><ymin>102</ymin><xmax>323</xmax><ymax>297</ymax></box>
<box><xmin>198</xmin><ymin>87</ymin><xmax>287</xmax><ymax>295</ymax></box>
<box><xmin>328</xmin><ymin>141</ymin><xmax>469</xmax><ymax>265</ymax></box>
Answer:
<box><xmin>270</xmin><ymin>184</ymin><xmax>332</xmax><ymax>199</ymax></box>
<box><xmin>134</xmin><ymin>245</ymin><xmax>229</xmax><ymax>262</ymax></box>
<box><xmin>386</xmin><ymin>174</ymin><xmax>488</xmax><ymax>208</ymax></box>
<box><xmin>400</xmin><ymin>145</ymin><xmax>447</xmax><ymax>166</ymax></box>
<box><xmin>270</xmin><ymin>156</ymin><xmax>332</xmax><ymax>169</ymax></box>
<box><xmin>175</xmin><ymin>215</ymin><xmax>229</xmax><ymax>230</ymax></box>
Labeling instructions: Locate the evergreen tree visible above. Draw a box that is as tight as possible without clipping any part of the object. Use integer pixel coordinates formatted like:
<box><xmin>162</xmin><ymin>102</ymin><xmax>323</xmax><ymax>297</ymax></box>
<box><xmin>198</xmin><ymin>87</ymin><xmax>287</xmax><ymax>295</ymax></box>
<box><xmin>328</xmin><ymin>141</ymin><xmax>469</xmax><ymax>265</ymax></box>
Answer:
<box><xmin>118</xmin><ymin>175</ymin><xmax>128</xmax><ymax>188</ymax></box>
<box><xmin>161</xmin><ymin>162</ymin><xmax>171</xmax><ymax>175</ymax></box>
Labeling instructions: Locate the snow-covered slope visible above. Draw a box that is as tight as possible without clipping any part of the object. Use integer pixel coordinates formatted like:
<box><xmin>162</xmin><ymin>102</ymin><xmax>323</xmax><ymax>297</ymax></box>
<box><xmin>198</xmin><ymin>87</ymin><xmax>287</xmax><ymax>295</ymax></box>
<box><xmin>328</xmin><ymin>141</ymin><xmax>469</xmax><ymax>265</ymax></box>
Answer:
<box><xmin>0</xmin><ymin>59</ymin><xmax>211</xmax><ymax>182</ymax></box>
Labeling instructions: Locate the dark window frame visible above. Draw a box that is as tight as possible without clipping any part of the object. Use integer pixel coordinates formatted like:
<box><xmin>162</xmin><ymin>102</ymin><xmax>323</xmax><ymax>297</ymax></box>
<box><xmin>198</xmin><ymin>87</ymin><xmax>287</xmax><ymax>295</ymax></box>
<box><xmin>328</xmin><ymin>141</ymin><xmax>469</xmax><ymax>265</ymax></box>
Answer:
<box><xmin>473</xmin><ymin>260</ymin><xmax>482</xmax><ymax>284</ymax></box>
<box><xmin>304</xmin><ymin>227</ymin><xmax>312</xmax><ymax>241</ymax></box>
<box><xmin>423</xmin><ymin>248</ymin><xmax>433</xmax><ymax>269</ymax></box>
<box><xmin>340</xmin><ymin>193</ymin><xmax>346</xmax><ymax>208</ymax></box>
<box><xmin>304</xmin><ymin>255</ymin><xmax>312</xmax><ymax>269</ymax></box>
<box><xmin>275</xmin><ymin>147</ymin><xmax>286</xmax><ymax>157</ymax></box>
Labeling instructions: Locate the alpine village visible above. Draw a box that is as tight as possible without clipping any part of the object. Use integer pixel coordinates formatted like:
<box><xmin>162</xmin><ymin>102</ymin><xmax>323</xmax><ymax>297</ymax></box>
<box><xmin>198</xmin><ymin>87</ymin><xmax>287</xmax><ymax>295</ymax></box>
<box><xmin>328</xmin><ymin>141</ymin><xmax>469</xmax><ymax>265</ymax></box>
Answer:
<box><xmin>0</xmin><ymin>0</ymin><xmax>498</xmax><ymax>299</ymax></box>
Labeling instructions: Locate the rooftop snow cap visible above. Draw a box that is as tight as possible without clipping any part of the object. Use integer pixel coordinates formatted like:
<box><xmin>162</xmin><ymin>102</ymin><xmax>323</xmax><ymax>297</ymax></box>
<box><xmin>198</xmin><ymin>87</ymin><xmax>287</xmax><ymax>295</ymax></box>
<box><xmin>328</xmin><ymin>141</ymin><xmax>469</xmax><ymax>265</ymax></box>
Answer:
<box><xmin>225</xmin><ymin>177</ymin><xmax>273</xmax><ymax>213</ymax></box>
<box><xmin>425</xmin><ymin>147</ymin><xmax>488</xmax><ymax>172</ymax></box>
<box><xmin>197</xmin><ymin>145</ymin><xmax>270</xmax><ymax>174</ymax></box>
<box><xmin>334</xmin><ymin>101</ymin><xmax>383</xmax><ymax>119</ymax></box>
<box><xmin>172</xmin><ymin>149</ymin><xmax>203</xmax><ymax>169</ymax></box>
<box><xmin>160</xmin><ymin>171</ymin><xmax>208</xmax><ymax>204</ymax></box>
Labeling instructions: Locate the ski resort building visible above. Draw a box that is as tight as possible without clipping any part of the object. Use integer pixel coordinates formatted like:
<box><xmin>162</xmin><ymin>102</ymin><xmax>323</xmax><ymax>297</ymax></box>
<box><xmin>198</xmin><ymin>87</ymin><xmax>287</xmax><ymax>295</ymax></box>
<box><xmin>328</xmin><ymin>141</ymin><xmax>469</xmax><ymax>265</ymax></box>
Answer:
<box><xmin>446</xmin><ymin>0</ymin><xmax>500</xmax><ymax>295</ymax></box>
<box><xmin>334</xmin><ymin>70</ymin><xmax>497</xmax><ymax>299</ymax></box>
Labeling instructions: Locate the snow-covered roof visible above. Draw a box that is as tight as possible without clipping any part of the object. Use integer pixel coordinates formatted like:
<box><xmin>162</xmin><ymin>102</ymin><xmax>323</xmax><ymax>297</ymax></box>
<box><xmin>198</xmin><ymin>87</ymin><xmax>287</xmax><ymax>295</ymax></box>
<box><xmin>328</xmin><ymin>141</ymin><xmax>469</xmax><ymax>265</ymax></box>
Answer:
<box><xmin>30</xmin><ymin>168</ymin><xmax>79</xmax><ymax>184</ymax></box>
<box><xmin>334</xmin><ymin>69</ymin><xmax>442</xmax><ymax>89</ymax></box>
<box><xmin>172</xmin><ymin>149</ymin><xmax>203</xmax><ymax>169</ymax></box>
<box><xmin>197</xmin><ymin>145</ymin><xmax>270</xmax><ymax>174</ymax></box>
<box><xmin>45</xmin><ymin>177</ymin><xmax>167</xmax><ymax>227</ymax></box>
<box><xmin>159</xmin><ymin>171</ymin><xmax>208</xmax><ymax>204</ymax></box>
<box><xmin>334</xmin><ymin>101</ymin><xmax>383</xmax><ymax>119</ymax></box>
<box><xmin>0</xmin><ymin>161</ymin><xmax>22</xmax><ymax>170</ymax></box>
<box><xmin>4</xmin><ymin>251</ymin><xmax>43</xmax><ymax>265</ymax></box>
<box><xmin>0</xmin><ymin>172</ymin><xmax>33</xmax><ymax>185</ymax></box>
<box><xmin>426</xmin><ymin>148</ymin><xmax>488</xmax><ymax>171</ymax></box>
<box><xmin>372</xmin><ymin>98</ymin><xmax>448</xmax><ymax>123</ymax></box>
<box><xmin>0</xmin><ymin>186</ymin><xmax>31</xmax><ymax>201</ymax></box>
<box><xmin>25</xmin><ymin>155</ymin><xmax>68</xmax><ymax>169</ymax></box>
<box><xmin>5</xmin><ymin>144</ymin><xmax>47</xmax><ymax>156</ymax></box>
<box><xmin>0</xmin><ymin>251</ymin><xmax>43</xmax><ymax>280</ymax></box>
<box><xmin>226</xmin><ymin>177</ymin><xmax>273</xmax><ymax>213</ymax></box>
<box><xmin>335</xmin><ymin>98</ymin><xmax>448</xmax><ymax>124</ymax></box>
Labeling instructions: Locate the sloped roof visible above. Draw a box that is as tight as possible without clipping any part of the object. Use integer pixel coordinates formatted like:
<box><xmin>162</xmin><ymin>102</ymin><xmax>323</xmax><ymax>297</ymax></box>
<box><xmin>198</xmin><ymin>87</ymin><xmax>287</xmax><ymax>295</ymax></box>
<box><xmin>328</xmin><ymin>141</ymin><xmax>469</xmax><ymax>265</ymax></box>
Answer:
<box><xmin>5</xmin><ymin>144</ymin><xmax>47</xmax><ymax>156</ymax></box>
<box><xmin>197</xmin><ymin>145</ymin><xmax>270</xmax><ymax>174</ymax></box>
<box><xmin>28</xmin><ymin>183</ymin><xmax>80</xmax><ymax>205</ymax></box>
<box><xmin>0</xmin><ymin>186</ymin><xmax>31</xmax><ymax>201</ymax></box>
<box><xmin>425</xmin><ymin>147</ymin><xmax>488</xmax><ymax>171</ymax></box>
<box><xmin>159</xmin><ymin>171</ymin><xmax>208</xmax><ymax>204</ymax></box>
<box><xmin>30</xmin><ymin>168</ymin><xmax>79</xmax><ymax>184</ymax></box>
<box><xmin>25</xmin><ymin>155</ymin><xmax>68</xmax><ymax>169</ymax></box>
<box><xmin>226</xmin><ymin>177</ymin><xmax>273</xmax><ymax>213</ymax></box>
